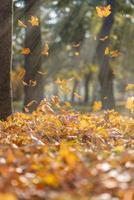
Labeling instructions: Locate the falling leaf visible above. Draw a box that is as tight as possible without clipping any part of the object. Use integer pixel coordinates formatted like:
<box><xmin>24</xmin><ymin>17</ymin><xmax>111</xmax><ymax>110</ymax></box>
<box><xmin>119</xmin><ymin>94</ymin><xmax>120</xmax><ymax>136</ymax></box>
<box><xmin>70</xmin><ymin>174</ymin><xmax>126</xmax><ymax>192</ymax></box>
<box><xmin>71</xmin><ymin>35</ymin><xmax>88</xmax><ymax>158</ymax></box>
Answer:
<box><xmin>92</xmin><ymin>101</ymin><xmax>102</xmax><ymax>112</ymax></box>
<box><xmin>22</xmin><ymin>80</ymin><xmax>37</xmax><ymax>87</ymax></box>
<box><xmin>21</xmin><ymin>48</ymin><xmax>31</xmax><ymax>55</ymax></box>
<box><xmin>110</xmin><ymin>50</ymin><xmax>120</xmax><ymax>57</ymax></box>
<box><xmin>37</xmin><ymin>71</ymin><xmax>47</xmax><ymax>76</ymax></box>
<box><xmin>22</xmin><ymin>81</ymin><xmax>28</xmax><ymax>86</ymax></box>
<box><xmin>18</xmin><ymin>20</ymin><xmax>27</xmax><ymax>28</ymax></box>
<box><xmin>100</xmin><ymin>35</ymin><xmax>109</xmax><ymax>41</ymax></box>
<box><xmin>26</xmin><ymin>100</ymin><xmax>37</xmax><ymax>107</ymax></box>
<box><xmin>24</xmin><ymin>106</ymin><xmax>29</xmax><ymax>113</ymax></box>
<box><xmin>104</xmin><ymin>47</ymin><xmax>110</xmax><ymax>55</ymax></box>
<box><xmin>104</xmin><ymin>47</ymin><xmax>120</xmax><ymax>57</ymax></box>
<box><xmin>41</xmin><ymin>43</ymin><xmax>49</xmax><ymax>56</ymax></box>
<box><xmin>28</xmin><ymin>16</ymin><xmax>39</xmax><ymax>26</ymax></box>
<box><xmin>29</xmin><ymin>80</ymin><xmax>37</xmax><ymax>87</ymax></box>
<box><xmin>96</xmin><ymin>5</ymin><xmax>111</xmax><ymax>18</ymax></box>
<box><xmin>72</xmin><ymin>43</ymin><xmax>80</xmax><ymax>48</ymax></box>
<box><xmin>55</xmin><ymin>78</ymin><xmax>71</xmax><ymax>93</ymax></box>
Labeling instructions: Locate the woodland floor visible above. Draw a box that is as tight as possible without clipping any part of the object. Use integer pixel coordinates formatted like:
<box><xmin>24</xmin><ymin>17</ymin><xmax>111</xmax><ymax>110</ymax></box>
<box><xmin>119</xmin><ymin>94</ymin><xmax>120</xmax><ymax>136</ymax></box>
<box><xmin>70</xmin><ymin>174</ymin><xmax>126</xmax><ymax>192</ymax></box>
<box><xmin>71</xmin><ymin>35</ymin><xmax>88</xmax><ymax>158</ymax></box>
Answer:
<box><xmin>0</xmin><ymin>99</ymin><xmax>134</xmax><ymax>200</ymax></box>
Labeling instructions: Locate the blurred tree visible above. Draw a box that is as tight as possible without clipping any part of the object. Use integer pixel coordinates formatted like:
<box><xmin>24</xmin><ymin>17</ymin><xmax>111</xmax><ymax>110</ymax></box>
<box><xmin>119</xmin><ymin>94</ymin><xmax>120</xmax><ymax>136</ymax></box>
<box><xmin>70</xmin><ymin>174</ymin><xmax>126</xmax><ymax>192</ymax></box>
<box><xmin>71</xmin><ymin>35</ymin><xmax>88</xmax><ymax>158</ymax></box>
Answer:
<box><xmin>95</xmin><ymin>0</ymin><xmax>116</xmax><ymax>109</ymax></box>
<box><xmin>24</xmin><ymin>0</ymin><xmax>44</xmax><ymax>111</ymax></box>
<box><xmin>13</xmin><ymin>0</ymin><xmax>134</xmax><ymax>109</ymax></box>
<box><xmin>0</xmin><ymin>0</ymin><xmax>13</xmax><ymax>119</ymax></box>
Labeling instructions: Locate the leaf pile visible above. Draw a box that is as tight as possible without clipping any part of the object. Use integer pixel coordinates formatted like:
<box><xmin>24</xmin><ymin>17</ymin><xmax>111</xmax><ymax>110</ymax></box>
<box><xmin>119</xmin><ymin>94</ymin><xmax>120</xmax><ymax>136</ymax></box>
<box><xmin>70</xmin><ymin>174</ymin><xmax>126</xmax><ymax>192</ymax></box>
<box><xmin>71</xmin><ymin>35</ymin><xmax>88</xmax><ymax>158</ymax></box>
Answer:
<box><xmin>0</xmin><ymin>98</ymin><xmax>134</xmax><ymax>200</ymax></box>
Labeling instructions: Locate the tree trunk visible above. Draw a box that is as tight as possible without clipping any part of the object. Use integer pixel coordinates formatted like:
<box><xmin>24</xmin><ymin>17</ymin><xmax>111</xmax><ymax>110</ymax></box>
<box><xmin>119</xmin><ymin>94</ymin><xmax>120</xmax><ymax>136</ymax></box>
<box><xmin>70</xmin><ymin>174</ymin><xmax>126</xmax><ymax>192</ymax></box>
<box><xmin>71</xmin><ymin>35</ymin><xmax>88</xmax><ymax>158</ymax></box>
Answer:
<box><xmin>0</xmin><ymin>0</ymin><xmax>13</xmax><ymax>120</ymax></box>
<box><xmin>24</xmin><ymin>0</ymin><xmax>44</xmax><ymax>112</ymax></box>
<box><xmin>99</xmin><ymin>58</ymin><xmax>115</xmax><ymax>109</ymax></box>
<box><xmin>84</xmin><ymin>73</ymin><xmax>91</xmax><ymax>103</ymax></box>
<box><xmin>96</xmin><ymin>0</ymin><xmax>116</xmax><ymax>109</ymax></box>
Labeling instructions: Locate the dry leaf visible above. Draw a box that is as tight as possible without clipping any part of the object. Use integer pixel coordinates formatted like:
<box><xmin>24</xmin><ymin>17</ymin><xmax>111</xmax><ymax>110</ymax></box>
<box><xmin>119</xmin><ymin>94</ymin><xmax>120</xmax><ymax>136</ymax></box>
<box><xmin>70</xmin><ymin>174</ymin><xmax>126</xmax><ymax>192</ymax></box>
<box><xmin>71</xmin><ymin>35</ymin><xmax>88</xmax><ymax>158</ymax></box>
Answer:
<box><xmin>92</xmin><ymin>101</ymin><xmax>102</xmax><ymax>112</ymax></box>
<box><xmin>28</xmin><ymin>16</ymin><xmax>39</xmax><ymax>26</ymax></box>
<box><xmin>21</xmin><ymin>48</ymin><xmax>31</xmax><ymax>55</ymax></box>
<box><xmin>100</xmin><ymin>36</ymin><xmax>109</xmax><ymax>41</ymax></box>
<box><xmin>96</xmin><ymin>5</ymin><xmax>111</xmax><ymax>18</ymax></box>
<box><xmin>41</xmin><ymin>43</ymin><xmax>49</xmax><ymax>56</ymax></box>
<box><xmin>18</xmin><ymin>20</ymin><xmax>27</xmax><ymax>28</ymax></box>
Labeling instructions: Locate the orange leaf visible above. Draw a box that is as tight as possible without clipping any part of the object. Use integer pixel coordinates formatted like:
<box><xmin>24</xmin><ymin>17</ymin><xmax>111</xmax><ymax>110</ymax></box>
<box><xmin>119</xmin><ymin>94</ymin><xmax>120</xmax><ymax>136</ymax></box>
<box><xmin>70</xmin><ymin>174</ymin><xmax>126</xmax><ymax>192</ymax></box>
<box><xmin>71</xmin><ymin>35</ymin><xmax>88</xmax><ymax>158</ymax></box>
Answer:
<box><xmin>28</xmin><ymin>16</ymin><xmax>39</xmax><ymax>26</ymax></box>
<box><xmin>29</xmin><ymin>80</ymin><xmax>37</xmax><ymax>87</ymax></box>
<box><xmin>96</xmin><ymin>5</ymin><xmax>111</xmax><ymax>18</ymax></box>
<box><xmin>21</xmin><ymin>48</ymin><xmax>31</xmax><ymax>55</ymax></box>
<box><xmin>92</xmin><ymin>101</ymin><xmax>102</xmax><ymax>112</ymax></box>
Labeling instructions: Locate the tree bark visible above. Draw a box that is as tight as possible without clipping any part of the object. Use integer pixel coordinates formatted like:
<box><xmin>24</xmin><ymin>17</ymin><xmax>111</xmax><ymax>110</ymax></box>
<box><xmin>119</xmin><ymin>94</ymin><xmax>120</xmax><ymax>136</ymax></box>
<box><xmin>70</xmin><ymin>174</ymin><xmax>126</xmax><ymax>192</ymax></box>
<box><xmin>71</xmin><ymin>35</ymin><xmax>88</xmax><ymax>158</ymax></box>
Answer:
<box><xmin>24</xmin><ymin>0</ymin><xmax>44</xmax><ymax>112</ymax></box>
<box><xmin>0</xmin><ymin>0</ymin><xmax>13</xmax><ymax>120</ymax></box>
<box><xmin>96</xmin><ymin>0</ymin><xmax>116</xmax><ymax>109</ymax></box>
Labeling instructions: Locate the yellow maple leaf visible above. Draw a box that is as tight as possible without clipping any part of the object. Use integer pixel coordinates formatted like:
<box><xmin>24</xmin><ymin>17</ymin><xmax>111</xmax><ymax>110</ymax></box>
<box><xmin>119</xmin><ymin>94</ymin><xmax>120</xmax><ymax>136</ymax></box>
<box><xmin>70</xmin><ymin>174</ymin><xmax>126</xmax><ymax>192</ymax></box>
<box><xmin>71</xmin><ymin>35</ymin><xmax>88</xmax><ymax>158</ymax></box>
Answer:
<box><xmin>96</xmin><ymin>5</ymin><xmax>111</xmax><ymax>18</ymax></box>
<box><xmin>28</xmin><ymin>16</ymin><xmax>39</xmax><ymax>26</ymax></box>
<box><xmin>21</xmin><ymin>48</ymin><xmax>31</xmax><ymax>55</ymax></box>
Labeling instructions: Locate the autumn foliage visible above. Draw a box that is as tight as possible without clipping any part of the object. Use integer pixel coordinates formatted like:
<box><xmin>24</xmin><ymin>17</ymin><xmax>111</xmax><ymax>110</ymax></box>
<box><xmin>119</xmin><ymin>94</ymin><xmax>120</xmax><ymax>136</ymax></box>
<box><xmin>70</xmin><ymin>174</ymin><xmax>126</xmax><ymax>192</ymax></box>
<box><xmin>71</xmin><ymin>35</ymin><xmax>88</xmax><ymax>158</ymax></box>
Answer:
<box><xmin>0</xmin><ymin>97</ymin><xmax>134</xmax><ymax>200</ymax></box>
<box><xmin>0</xmin><ymin>1</ymin><xmax>134</xmax><ymax>199</ymax></box>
